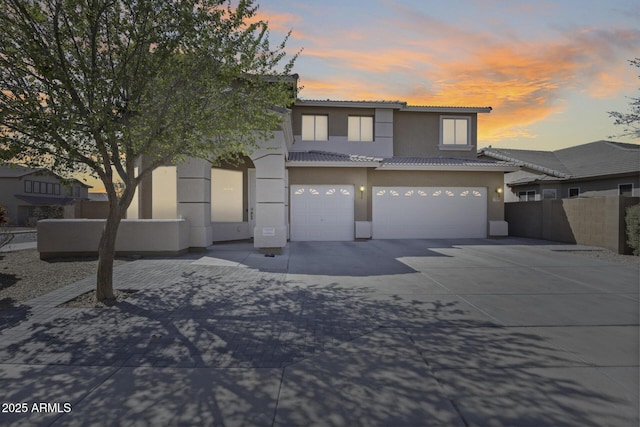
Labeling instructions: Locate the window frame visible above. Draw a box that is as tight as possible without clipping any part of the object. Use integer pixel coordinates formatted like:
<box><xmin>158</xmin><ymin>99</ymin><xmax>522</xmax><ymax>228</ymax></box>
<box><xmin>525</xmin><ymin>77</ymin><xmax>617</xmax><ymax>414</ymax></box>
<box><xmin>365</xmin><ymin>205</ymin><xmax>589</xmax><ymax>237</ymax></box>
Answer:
<box><xmin>619</xmin><ymin>183</ymin><xmax>633</xmax><ymax>196</ymax></box>
<box><xmin>439</xmin><ymin>116</ymin><xmax>472</xmax><ymax>150</ymax></box>
<box><xmin>301</xmin><ymin>114</ymin><xmax>329</xmax><ymax>141</ymax></box>
<box><xmin>542</xmin><ymin>189</ymin><xmax>557</xmax><ymax>200</ymax></box>
<box><xmin>24</xmin><ymin>180</ymin><xmax>32</xmax><ymax>193</ymax></box>
<box><xmin>518</xmin><ymin>190</ymin><xmax>536</xmax><ymax>202</ymax></box>
<box><xmin>568</xmin><ymin>187</ymin><xmax>580</xmax><ymax>198</ymax></box>
<box><xmin>347</xmin><ymin>115</ymin><xmax>374</xmax><ymax>142</ymax></box>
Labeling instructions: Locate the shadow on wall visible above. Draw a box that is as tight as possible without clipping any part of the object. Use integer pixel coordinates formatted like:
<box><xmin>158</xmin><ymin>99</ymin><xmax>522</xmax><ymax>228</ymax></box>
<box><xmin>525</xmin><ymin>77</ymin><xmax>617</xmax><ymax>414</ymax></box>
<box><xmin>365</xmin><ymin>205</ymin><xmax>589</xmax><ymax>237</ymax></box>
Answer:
<box><xmin>505</xmin><ymin>200</ymin><xmax>577</xmax><ymax>246</ymax></box>
<box><xmin>0</xmin><ymin>268</ymin><xmax>633</xmax><ymax>426</ymax></box>
<box><xmin>506</xmin><ymin>196</ymin><xmax>640</xmax><ymax>254</ymax></box>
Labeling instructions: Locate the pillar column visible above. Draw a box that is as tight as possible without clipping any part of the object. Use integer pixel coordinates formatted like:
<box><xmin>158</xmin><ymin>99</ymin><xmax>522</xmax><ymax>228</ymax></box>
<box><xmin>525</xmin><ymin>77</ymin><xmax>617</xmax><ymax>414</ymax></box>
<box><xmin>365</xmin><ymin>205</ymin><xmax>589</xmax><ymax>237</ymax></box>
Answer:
<box><xmin>251</xmin><ymin>131</ymin><xmax>288</xmax><ymax>250</ymax></box>
<box><xmin>177</xmin><ymin>157</ymin><xmax>212</xmax><ymax>250</ymax></box>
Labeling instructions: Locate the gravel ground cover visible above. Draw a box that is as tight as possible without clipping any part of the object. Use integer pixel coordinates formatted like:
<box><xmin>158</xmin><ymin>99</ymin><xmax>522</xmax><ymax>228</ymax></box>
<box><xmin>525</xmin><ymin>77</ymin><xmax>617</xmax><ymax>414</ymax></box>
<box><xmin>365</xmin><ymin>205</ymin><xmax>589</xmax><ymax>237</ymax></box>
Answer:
<box><xmin>0</xmin><ymin>249</ymin><xmax>129</xmax><ymax>309</ymax></box>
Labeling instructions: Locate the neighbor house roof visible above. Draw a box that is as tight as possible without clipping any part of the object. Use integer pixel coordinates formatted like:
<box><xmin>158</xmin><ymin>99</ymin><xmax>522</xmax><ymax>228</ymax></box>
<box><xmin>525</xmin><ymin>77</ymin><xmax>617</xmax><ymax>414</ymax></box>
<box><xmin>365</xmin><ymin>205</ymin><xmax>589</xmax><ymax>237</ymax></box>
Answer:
<box><xmin>0</xmin><ymin>163</ymin><xmax>49</xmax><ymax>178</ymax></box>
<box><xmin>478</xmin><ymin>140</ymin><xmax>640</xmax><ymax>185</ymax></box>
<box><xmin>287</xmin><ymin>150</ymin><xmax>517</xmax><ymax>171</ymax></box>
<box><xmin>0</xmin><ymin>163</ymin><xmax>92</xmax><ymax>187</ymax></box>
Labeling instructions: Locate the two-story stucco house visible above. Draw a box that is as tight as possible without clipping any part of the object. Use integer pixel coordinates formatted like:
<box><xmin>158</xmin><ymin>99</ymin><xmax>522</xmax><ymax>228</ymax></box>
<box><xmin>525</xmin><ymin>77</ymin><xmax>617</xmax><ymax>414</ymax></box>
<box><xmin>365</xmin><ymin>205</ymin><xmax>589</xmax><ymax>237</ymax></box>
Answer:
<box><xmin>0</xmin><ymin>164</ymin><xmax>91</xmax><ymax>225</ymax></box>
<box><xmin>127</xmin><ymin>90</ymin><xmax>517</xmax><ymax>252</ymax></box>
<box><xmin>286</xmin><ymin>100</ymin><xmax>516</xmax><ymax>241</ymax></box>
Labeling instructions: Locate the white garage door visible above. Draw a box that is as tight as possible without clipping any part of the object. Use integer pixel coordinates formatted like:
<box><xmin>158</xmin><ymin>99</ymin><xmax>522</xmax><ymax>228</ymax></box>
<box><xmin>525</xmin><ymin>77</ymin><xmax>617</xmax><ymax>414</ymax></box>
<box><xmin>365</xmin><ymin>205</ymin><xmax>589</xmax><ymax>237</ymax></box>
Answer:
<box><xmin>373</xmin><ymin>187</ymin><xmax>487</xmax><ymax>239</ymax></box>
<box><xmin>290</xmin><ymin>185</ymin><xmax>354</xmax><ymax>241</ymax></box>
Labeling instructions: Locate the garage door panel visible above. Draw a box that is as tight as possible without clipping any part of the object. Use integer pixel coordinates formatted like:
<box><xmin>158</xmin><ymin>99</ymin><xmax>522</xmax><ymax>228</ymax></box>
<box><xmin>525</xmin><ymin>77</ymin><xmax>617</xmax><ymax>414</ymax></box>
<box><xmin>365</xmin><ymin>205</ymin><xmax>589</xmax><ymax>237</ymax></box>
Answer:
<box><xmin>373</xmin><ymin>187</ymin><xmax>487</xmax><ymax>239</ymax></box>
<box><xmin>290</xmin><ymin>185</ymin><xmax>354</xmax><ymax>241</ymax></box>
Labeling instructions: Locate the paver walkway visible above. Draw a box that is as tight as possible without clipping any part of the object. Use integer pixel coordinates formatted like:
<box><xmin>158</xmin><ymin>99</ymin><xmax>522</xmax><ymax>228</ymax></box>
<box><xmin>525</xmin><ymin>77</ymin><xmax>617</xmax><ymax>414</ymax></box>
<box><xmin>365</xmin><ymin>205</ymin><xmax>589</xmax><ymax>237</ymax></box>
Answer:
<box><xmin>0</xmin><ymin>238</ymin><xmax>638</xmax><ymax>426</ymax></box>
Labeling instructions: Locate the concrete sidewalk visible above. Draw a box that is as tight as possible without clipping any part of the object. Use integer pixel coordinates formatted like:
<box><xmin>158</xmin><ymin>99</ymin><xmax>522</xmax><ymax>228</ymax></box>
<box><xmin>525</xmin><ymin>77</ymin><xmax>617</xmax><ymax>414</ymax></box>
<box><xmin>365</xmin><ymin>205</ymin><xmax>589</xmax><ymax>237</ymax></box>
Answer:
<box><xmin>0</xmin><ymin>238</ymin><xmax>638</xmax><ymax>426</ymax></box>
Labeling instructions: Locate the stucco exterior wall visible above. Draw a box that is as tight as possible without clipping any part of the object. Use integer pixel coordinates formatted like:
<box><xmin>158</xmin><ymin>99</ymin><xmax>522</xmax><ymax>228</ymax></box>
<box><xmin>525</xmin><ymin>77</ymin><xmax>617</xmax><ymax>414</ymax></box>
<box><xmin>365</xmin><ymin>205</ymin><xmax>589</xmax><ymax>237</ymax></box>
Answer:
<box><xmin>392</xmin><ymin>111</ymin><xmax>478</xmax><ymax>159</ymax></box>
<box><xmin>290</xmin><ymin>106</ymin><xmax>394</xmax><ymax>157</ymax></box>
<box><xmin>38</xmin><ymin>219</ymin><xmax>190</xmax><ymax>259</ymax></box>
<box><xmin>288</xmin><ymin>167</ymin><xmax>506</xmax><ymax>225</ymax></box>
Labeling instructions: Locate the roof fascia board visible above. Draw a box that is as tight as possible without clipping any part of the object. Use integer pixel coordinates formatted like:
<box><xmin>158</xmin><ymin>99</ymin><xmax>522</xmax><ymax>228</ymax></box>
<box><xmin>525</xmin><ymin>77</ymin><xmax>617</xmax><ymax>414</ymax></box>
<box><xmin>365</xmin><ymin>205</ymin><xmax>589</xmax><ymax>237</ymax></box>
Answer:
<box><xmin>402</xmin><ymin>106</ymin><xmax>492</xmax><ymax>113</ymax></box>
<box><xmin>376</xmin><ymin>165</ymin><xmax>519</xmax><ymax>172</ymax></box>
<box><xmin>295</xmin><ymin>100</ymin><xmax>406</xmax><ymax>109</ymax></box>
<box><xmin>286</xmin><ymin>161</ymin><xmax>381</xmax><ymax>168</ymax></box>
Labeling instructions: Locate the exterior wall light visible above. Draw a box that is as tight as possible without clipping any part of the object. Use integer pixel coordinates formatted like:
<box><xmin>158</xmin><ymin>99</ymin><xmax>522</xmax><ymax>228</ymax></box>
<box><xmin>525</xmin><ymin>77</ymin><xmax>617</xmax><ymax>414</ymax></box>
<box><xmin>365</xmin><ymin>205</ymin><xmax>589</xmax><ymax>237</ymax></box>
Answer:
<box><xmin>359</xmin><ymin>185</ymin><xmax>365</xmax><ymax>199</ymax></box>
<box><xmin>496</xmin><ymin>187</ymin><xmax>503</xmax><ymax>194</ymax></box>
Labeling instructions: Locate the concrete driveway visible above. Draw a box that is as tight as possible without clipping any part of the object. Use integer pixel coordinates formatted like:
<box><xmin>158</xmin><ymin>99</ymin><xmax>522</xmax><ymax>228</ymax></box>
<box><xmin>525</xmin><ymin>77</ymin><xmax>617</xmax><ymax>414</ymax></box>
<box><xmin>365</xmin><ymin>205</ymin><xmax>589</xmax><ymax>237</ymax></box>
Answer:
<box><xmin>1</xmin><ymin>238</ymin><xmax>638</xmax><ymax>426</ymax></box>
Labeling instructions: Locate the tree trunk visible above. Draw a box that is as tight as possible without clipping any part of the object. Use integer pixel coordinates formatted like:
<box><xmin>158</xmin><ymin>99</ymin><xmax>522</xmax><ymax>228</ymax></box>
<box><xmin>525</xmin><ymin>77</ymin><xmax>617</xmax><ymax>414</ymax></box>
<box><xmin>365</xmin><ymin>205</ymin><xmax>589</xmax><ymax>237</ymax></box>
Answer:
<box><xmin>95</xmin><ymin>205</ymin><xmax>123</xmax><ymax>302</ymax></box>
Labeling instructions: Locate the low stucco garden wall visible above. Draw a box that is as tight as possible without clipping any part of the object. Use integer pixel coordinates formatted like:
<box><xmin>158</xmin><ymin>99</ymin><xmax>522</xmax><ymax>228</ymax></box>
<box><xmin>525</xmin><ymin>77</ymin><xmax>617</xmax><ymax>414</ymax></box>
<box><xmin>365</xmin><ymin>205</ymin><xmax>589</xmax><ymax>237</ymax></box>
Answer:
<box><xmin>38</xmin><ymin>219</ymin><xmax>190</xmax><ymax>259</ymax></box>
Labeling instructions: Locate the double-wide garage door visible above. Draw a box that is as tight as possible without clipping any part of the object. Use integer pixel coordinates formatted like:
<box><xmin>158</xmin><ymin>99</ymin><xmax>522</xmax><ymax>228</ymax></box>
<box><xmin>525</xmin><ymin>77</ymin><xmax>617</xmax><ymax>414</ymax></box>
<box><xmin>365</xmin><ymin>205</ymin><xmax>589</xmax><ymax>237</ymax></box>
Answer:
<box><xmin>290</xmin><ymin>185</ymin><xmax>487</xmax><ymax>241</ymax></box>
<box><xmin>373</xmin><ymin>186</ymin><xmax>487</xmax><ymax>239</ymax></box>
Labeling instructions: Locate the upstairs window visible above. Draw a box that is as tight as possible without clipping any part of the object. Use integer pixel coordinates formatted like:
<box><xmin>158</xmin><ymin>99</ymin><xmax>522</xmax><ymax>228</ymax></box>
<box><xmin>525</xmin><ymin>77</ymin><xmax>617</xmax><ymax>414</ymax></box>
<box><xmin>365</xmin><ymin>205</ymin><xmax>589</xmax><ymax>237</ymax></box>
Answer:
<box><xmin>348</xmin><ymin>116</ymin><xmax>374</xmax><ymax>141</ymax></box>
<box><xmin>440</xmin><ymin>116</ymin><xmax>470</xmax><ymax>147</ymax></box>
<box><xmin>301</xmin><ymin>114</ymin><xmax>328</xmax><ymax>141</ymax></box>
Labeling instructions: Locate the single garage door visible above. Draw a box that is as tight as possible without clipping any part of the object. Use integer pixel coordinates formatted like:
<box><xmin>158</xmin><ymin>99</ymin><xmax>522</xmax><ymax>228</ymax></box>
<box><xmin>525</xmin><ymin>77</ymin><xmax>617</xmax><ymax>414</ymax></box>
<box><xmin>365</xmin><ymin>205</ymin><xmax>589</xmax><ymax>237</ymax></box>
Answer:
<box><xmin>290</xmin><ymin>185</ymin><xmax>354</xmax><ymax>241</ymax></box>
<box><xmin>373</xmin><ymin>187</ymin><xmax>487</xmax><ymax>239</ymax></box>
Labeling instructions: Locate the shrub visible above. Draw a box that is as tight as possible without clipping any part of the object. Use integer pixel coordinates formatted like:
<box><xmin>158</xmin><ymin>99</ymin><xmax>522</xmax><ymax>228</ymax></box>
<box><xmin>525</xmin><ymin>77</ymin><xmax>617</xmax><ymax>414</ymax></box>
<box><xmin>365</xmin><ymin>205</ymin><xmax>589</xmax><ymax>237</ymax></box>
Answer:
<box><xmin>626</xmin><ymin>204</ymin><xmax>640</xmax><ymax>255</ymax></box>
<box><xmin>48</xmin><ymin>205</ymin><xmax>64</xmax><ymax>219</ymax></box>
<box><xmin>0</xmin><ymin>205</ymin><xmax>13</xmax><ymax>248</ymax></box>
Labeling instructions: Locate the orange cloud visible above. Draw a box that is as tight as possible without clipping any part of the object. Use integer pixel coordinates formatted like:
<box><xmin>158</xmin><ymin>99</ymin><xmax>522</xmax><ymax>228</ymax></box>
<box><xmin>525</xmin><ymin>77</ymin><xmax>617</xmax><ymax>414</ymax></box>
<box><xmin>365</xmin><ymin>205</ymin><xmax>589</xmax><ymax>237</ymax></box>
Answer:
<box><xmin>297</xmin><ymin>22</ymin><xmax>640</xmax><ymax>143</ymax></box>
<box><xmin>302</xmin><ymin>47</ymin><xmax>433</xmax><ymax>74</ymax></box>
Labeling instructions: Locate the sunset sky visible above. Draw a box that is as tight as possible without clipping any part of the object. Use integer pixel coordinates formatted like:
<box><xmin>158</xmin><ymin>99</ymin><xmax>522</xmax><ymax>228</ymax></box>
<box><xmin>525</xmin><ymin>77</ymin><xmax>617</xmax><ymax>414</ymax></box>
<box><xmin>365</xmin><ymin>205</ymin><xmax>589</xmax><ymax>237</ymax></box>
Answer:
<box><xmin>259</xmin><ymin>0</ymin><xmax>640</xmax><ymax>150</ymax></box>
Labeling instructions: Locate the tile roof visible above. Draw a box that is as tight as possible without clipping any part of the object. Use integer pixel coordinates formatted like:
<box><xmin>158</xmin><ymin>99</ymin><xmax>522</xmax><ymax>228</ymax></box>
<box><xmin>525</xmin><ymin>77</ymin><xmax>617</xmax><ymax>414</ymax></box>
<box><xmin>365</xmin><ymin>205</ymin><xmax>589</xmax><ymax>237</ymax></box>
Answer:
<box><xmin>0</xmin><ymin>163</ymin><xmax>92</xmax><ymax>187</ymax></box>
<box><xmin>0</xmin><ymin>163</ymin><xmax>47</xmax><ymax>178</ymax></box>
<box><xmin>380</xmin><ymin>156</ymin><xmax>514</xmax><ymax>167</ymax></box>
<box><xmin>479</xmin><ymin>140</ymin><xmax>640</xmax><ymax>181</ymax></box>
<box><xmin>294</xmin><ymin>99</ymin><xmax>407</xmax><ymax>109</ymax></box>
<box><xmin>287</xmin><ymin>151</ymin><xmax>516</xmax><ymax>170</ymax></box>
<box><xmin>287</xmin><ymin>151</ymin><xmax>383</xmax><ymax>163</ymax></box>
<box><xmin>295</xmin><ymin>99</ymin><xmax>492</xmax><ymax>113</ymax></box>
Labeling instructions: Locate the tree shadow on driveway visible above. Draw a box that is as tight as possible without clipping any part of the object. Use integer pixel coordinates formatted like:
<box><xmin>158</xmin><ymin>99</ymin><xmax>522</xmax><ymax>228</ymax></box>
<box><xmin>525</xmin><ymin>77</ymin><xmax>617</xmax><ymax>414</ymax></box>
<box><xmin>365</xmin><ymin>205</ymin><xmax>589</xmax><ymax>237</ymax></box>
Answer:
<box><xmin>0</xmin><ymin>264</ymin><xmax>636</xmax><ymax>426</ymax></box>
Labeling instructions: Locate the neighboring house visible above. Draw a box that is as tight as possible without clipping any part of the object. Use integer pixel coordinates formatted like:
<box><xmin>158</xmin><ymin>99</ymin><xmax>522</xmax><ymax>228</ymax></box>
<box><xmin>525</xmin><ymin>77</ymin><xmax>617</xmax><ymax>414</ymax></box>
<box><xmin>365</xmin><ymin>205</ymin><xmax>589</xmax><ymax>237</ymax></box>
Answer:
<box><xmin>0</xmin><ymin>164</ymin><xmax>91</xmax><ymax>225</ymax></box>
<box><xmin>128</xmin><ymin>92</ymin><xmax>518</xmax><ymax>249</ymax></box>
<box><xmin>479</xmin><ymin>141</ymin><xmax>640</xmax><ymax>202</ymax></box>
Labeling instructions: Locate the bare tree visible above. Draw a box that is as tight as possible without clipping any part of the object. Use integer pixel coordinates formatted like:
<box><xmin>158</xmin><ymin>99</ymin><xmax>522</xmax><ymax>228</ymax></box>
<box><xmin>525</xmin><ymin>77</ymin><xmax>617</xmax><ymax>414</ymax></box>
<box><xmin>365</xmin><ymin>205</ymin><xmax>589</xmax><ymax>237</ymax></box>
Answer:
<box><xmin>609</xmin><ymin>58</ymin><xmax>640</xmax><ymax>139</ymax></box>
